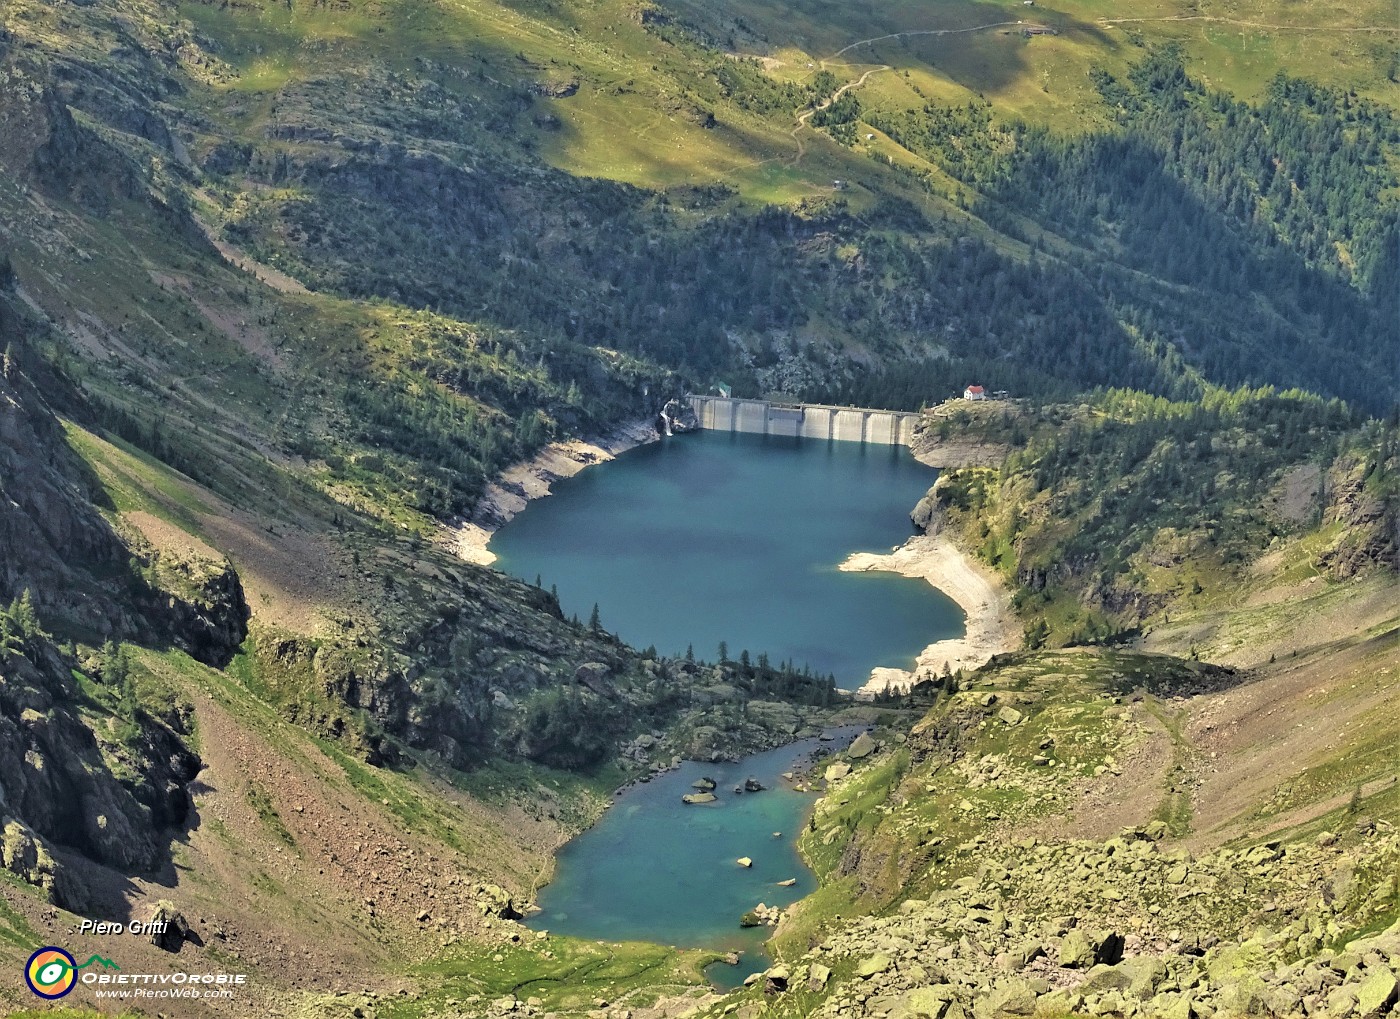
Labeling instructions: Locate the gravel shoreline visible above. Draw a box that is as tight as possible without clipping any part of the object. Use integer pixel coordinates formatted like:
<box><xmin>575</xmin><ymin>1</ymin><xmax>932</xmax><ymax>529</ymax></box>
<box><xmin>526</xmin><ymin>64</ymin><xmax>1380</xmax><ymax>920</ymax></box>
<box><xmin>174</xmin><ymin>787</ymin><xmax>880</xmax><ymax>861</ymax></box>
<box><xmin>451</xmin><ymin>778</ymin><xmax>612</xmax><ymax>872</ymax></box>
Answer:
<box><xmin>451</xmin><ymin>419</ymin><xmax>660</xmax><ymax>566</ymax></box>
<box><xmin>841</xmin><ymin>533</ymin><xmax>1019</xmax><ymax>695</ymax></box>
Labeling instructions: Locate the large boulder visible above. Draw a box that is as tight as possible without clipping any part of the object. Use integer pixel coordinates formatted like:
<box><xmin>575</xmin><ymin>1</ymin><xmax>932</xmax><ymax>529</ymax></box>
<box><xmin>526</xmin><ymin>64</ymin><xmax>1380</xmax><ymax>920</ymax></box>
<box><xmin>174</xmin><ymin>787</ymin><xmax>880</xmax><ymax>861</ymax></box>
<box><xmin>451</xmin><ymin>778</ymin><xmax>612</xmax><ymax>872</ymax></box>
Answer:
<box><xmin>977</xmin><ymin>978</ymin><xmax>1039</xmax><ymax>1017</ymax></box>
<box><xmin>847</xmin><ymin>732</ymin><xmax>876</xmax><ymax>759</ymax></box>
<box><xmin>475</xmin><ymin>883</ymin><xmax>523</xmax><ymax>920</ymax></box>
<box><xmin>899</xmin><ymin>986</ymin><xmax>957</xmax><ymax>1018</ymax></box>
<box><xmin>148</xmin><ymin>900</ymin><xmax>195</xmax><ymax>952</ymax></box>
<box><xmin>1356</xmin><ymin>971</ymin><xmax>1398</xmax><ymax>1018</ymax></box>
<box><xmin>856</xmin><ymin>953</ymin><xmax>892</xmax><ymax>978</ymax></box>
<box><xmin>1059</xmin><ymin>929</ymin><xmax>1095</xmax><ymax>969</ymax></box>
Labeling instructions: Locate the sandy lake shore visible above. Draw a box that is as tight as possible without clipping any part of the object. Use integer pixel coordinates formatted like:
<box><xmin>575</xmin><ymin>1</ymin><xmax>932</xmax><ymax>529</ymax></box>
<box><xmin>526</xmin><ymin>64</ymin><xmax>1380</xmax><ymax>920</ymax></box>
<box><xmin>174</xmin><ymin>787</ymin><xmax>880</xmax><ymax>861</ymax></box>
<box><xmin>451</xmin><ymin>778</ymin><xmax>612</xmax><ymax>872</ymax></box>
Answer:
<box><xmin>452</xmin><ymin>419</ymin><xmax>659</xmax><ymax>566</ymax></box>
<box><xmin>841</xmin><ymin>533</ymin><xmax>1019</xmax><ymax>696</ymax></box>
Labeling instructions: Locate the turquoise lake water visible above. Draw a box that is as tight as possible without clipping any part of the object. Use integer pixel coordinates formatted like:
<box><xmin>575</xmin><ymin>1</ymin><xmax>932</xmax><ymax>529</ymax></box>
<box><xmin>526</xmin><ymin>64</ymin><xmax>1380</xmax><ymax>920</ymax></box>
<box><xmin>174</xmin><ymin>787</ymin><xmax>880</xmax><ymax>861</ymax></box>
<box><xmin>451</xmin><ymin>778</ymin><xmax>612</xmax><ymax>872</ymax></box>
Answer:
<box><xmin>525</xmin><ymin>732</ymin><xmax>863</xmax><ymax>986</ymax></box>
<box><xmin>491</xmin><ymin>430</ymin><xmax>963</xmax><ymax>688</ymax></box>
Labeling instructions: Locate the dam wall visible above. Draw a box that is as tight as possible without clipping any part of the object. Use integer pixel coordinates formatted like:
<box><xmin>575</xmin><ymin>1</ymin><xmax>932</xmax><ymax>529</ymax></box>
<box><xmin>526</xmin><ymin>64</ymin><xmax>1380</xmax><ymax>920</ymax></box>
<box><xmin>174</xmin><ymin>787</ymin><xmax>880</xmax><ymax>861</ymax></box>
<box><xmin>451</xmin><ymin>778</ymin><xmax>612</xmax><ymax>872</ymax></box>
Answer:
<box><xmin>688</xmin><ymin>396</ymin><xmax>921</xmax><ymax>447</ymax></box>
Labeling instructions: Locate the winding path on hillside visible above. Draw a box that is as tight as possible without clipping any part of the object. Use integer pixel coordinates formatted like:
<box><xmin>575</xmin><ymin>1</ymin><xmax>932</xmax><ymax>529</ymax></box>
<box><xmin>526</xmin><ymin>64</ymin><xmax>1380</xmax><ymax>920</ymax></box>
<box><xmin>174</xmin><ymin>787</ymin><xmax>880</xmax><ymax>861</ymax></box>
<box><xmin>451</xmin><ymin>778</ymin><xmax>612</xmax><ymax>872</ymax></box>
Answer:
<box><xmin>782</xmin><ymin>12</ymin><xmax>1396</xmax><ymax>168</ymax></box>
<box><xmin>1095</xmin><ymin>14</ymin><xmax>1399</xmax><ymax>33</ymax></box>
<box><xmin>832</xmin><ymin>20</ymin><xmax>1037</xmax><ymax>58</ymax></box>
<box><xmin>789</xmin><ymin>64</ymin><xmax>890</xmax><ymax>164</ymax></box>
<box><xmin>787</xmin><ymin>20</ymin><xmax>1046</xmax><ymax>166</ymax></box>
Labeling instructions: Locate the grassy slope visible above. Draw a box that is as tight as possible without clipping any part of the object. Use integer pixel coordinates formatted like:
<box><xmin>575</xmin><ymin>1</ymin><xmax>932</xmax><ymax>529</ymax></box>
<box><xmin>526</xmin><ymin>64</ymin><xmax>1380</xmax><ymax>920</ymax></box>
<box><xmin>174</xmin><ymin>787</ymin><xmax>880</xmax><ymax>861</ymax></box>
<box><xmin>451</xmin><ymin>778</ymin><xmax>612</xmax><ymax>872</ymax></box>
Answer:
<box><xmin>167</xmin><ymin>0</ymin><xmax>1400</xmax><ymax>211</ymax></box>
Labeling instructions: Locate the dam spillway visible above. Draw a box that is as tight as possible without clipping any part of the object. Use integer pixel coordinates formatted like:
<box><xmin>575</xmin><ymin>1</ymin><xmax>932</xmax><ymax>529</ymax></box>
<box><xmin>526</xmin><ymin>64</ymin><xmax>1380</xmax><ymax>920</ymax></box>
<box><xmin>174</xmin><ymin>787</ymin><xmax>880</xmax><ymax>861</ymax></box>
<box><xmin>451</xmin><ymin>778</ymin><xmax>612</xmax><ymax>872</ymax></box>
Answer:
<box><xmin>688</xmin><ymin>396</ymin><xmax>921</xmax><ymax>446</ymax></box>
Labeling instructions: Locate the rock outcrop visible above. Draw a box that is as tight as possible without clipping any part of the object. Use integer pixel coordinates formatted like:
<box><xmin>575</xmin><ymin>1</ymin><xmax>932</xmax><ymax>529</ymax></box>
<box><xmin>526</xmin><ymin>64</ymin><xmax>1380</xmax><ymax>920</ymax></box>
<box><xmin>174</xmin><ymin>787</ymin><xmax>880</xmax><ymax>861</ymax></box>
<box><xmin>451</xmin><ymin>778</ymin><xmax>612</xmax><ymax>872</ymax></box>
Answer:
<box><xmin>0</xmin><ymin>346</ymin><xmax>249</xmax><ymax>661</ymax></box>
<box><xmin>0</xmin><ymin>628</ymin><xmax>200</xmax><ymax>908</ymax></box>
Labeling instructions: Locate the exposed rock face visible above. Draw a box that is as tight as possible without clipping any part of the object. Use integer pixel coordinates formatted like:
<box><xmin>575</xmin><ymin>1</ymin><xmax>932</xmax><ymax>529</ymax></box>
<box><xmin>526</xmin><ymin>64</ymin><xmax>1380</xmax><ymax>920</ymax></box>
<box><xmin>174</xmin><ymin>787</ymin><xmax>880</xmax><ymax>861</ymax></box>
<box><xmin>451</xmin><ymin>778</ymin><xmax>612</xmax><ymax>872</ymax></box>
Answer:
<box><xmin>0</xmin><ymin>349</ymin><xmax>249</xmax><ymax>660</ymax></box>
<box><xmin>657</xmin><ymin>398</ymin><xmax>699</xmax><ymax>436</ymax></box>
<box><xmin>154</xmin><ymin>556</ymin><xmax>251</xmax><ymax>668</ymax></box>
<box><xmin>911</xmin><ymin>475</ymin><xmax>963</xmax><ymax>534</ymax></box>
<box><xmin>0</xmin><ymin>818</ymin><xmax>57</xmax><ymax>898</ymax></box>
<box><xmin>911</xmin><ymin>489</ymin><xmax>944</xmax><ymax>534</ymax></box>
<box><xmin>1317</xmin><ymin>452</ymin><xmax>1399</xmax><ymax>579</ymax></box>
<box><xmin>0</xmin><ymin>357</ymin><xmax>132</xmax><ymax>634</ymax></box>
<box><xmin>0</xmin><ymin>632</ymin><xmax>200</xmax><ymax>908</ymax></box>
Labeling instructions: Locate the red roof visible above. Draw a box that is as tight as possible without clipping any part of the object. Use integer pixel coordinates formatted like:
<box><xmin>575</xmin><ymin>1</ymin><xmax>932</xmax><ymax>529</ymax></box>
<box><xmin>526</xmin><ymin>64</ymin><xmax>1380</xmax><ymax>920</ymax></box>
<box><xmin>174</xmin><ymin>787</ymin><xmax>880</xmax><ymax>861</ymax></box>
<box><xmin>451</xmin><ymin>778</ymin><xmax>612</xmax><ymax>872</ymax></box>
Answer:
<box><xmin>965</xmin><ymin>385</ymin><xmax>985</xmax><ymax>393</ymax></box>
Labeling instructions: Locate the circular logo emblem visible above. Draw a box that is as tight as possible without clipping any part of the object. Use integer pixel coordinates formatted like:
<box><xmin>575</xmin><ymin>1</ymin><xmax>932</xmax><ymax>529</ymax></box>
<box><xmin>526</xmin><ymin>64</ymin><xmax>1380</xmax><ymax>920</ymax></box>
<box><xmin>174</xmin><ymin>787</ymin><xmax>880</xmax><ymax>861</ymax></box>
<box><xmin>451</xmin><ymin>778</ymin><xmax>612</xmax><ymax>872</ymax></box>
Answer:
<box><xmin>25</xmin><ymin>947</ymin><xmax>77</xmax><ymax>999</ymax></box>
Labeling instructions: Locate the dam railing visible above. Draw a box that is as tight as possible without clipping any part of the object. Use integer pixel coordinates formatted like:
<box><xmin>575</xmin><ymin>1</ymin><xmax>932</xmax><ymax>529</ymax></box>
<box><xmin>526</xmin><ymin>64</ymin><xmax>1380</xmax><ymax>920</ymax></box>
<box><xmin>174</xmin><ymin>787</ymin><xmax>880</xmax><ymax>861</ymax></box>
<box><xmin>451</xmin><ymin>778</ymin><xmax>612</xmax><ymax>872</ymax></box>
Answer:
<box><xmin>688</xmin><ymin>395</ymin><xmax>921</xmax><ymax>447</ymax></box>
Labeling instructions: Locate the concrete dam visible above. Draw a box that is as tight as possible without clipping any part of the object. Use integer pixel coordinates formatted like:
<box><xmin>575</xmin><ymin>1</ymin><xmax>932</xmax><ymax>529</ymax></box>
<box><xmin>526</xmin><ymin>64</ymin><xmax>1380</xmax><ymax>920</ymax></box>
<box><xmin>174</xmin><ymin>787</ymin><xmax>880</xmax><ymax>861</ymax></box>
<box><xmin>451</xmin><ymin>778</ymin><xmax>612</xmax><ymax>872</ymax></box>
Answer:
<box><xmin>688</xmin><ymin>396</ymin><xmax>921</xmax><ymax>447</ymax></box>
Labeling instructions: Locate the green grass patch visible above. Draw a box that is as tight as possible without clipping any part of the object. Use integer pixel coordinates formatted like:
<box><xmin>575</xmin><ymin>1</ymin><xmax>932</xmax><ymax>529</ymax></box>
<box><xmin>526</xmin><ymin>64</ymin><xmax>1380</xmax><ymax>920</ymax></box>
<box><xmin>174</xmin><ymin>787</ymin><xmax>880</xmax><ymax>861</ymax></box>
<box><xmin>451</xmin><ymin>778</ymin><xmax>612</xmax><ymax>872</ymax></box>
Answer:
<box><xmin>246</xmin><ymin>781</ymin><xmax>296</xmax><ymax>847</ymax></box>
<box><xmin>62</xmin><ymin>421</ymin><xmax>213</xmax><ymax>533</ymax></box>
<box><xmin>380</xmin><ymin>936</ymin><xmax>711</xmax><ymax>1018</ymax></box>
<box><xmin>0</xmin><ymin>876</ymin><xmax>40</xmax><ymax>951</ymax></box>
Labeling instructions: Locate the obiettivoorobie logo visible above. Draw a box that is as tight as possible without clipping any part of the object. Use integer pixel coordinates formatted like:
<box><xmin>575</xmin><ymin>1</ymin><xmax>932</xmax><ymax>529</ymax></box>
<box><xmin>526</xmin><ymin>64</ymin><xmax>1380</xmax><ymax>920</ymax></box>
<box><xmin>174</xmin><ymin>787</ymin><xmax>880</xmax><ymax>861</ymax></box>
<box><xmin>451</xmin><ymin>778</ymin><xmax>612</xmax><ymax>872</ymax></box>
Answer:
<box><xmin>24</xmin><ymin>946</ymin><xmax>119</xmax><ymax>999</ymax></box>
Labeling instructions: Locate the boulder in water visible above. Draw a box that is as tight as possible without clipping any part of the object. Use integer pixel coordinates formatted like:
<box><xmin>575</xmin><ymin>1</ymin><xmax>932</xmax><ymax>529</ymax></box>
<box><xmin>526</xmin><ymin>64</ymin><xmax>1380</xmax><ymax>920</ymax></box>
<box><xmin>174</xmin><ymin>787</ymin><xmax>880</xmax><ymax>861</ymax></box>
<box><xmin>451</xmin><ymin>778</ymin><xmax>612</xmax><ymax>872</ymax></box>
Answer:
<box><xmin>692</xmin><ymin>777</ymin><xmax>717</xmax><ymax>791</ymax></box>
<box><xmin>681</xmin><ymin>792</ymin><xmax>717</xmax><ymax>805</ymax></box>
<box><xmin>736</xmin><ymin>856</ymin><xmax>753</xmax><ymax>868</ymax></box>
<box><xmin>744</xmin><ymin>777</ymin><xmax>765</xmax><ymax>792</ymax></box>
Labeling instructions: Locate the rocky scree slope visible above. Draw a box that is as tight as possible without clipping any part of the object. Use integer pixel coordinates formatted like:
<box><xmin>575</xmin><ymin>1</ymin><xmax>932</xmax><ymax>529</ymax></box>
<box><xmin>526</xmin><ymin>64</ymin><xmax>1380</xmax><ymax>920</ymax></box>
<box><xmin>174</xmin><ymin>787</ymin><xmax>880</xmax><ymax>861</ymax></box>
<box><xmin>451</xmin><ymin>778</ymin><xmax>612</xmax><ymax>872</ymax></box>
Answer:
<box><xmin>700</xmin><ymin>648</ymin><xmax>1400</xmax><ymax>1019</ymax></box>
